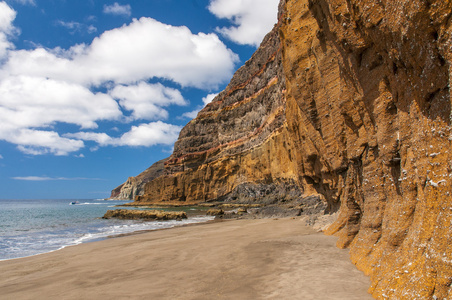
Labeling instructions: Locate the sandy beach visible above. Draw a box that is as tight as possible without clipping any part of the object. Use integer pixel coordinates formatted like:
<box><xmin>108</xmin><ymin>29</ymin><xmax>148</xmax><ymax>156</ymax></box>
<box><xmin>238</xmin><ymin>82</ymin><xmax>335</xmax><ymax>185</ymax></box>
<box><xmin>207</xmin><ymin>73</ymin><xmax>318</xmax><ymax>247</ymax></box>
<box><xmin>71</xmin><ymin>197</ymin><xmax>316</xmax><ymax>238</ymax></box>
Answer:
<box><xmin>0</xmin><ymin>218</ymin><xmax>372</xmax><ymax>299</ymax></box>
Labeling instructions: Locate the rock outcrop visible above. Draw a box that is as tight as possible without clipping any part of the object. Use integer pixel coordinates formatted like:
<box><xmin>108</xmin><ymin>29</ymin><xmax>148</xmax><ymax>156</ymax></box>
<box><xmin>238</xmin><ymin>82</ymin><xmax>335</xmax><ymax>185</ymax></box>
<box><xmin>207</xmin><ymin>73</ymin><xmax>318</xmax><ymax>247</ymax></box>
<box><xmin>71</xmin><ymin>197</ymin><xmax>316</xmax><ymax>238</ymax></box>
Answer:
<box><xmin>109</xmin><ymin>159</ymin><xmax>165</xmax><ymax>200</ymax></box>
<box><xmin>102</xmin><ymin>209</ymin><xmax>187</xmax><ymax>220</ymax></box>
<box><xmin>113</xmin><ymin>0</ymin><xmax>452</xmax><ymax>298</ymax></box>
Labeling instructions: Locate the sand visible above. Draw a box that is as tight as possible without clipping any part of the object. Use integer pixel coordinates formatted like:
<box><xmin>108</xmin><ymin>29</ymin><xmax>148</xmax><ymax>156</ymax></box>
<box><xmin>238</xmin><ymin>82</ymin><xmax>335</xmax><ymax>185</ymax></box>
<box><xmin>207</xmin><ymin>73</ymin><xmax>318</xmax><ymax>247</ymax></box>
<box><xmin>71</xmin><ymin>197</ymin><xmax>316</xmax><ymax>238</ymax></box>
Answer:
<box><xmin>0</xmin><ymin>218</ymin><xmax>372</xmax><ymax>299</ymax></box>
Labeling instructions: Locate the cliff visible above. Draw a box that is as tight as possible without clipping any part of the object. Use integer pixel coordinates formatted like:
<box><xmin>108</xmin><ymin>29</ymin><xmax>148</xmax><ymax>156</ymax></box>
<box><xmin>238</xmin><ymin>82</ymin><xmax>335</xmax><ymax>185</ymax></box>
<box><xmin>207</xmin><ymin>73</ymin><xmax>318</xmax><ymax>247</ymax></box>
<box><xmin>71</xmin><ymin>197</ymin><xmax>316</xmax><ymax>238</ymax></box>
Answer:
<box><xmin>110</xmin><ymin>159</ymin><xmax>165</xmax><ymax>200</ymax></box>
<box><xmin>113</xmin><ymin>0</ymin><xmax>452</xmax><ymax>298</ymax></box>
<box><xmin>133</xmin><ymin>6</ymin><xmax>311</xmax><ymax>209</ymax></box>
<box><xmin>281</xmin><ymin>0</ymin><xmax>452</xmax><ymax>298</ymax></box>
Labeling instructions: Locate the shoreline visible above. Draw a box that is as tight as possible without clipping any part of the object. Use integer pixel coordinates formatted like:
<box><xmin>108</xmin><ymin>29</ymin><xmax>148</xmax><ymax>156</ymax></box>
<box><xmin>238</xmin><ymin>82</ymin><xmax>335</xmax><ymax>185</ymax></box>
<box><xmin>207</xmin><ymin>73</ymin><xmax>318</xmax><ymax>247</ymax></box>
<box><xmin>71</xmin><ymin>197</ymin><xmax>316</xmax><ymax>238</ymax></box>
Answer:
<box><xmin>0</xmin><ymin>217</ymin><xmax>372</xmax><ymax>299</ymax></box>
<box><xmin>0</xmin><ymin>217</ymin><xmax>219</xmax><ymax>263</ymax></box>
<box><xmin>0</xmin><ymin>217</ymin><xmax>221</xmax><ymax>263</ymax></box>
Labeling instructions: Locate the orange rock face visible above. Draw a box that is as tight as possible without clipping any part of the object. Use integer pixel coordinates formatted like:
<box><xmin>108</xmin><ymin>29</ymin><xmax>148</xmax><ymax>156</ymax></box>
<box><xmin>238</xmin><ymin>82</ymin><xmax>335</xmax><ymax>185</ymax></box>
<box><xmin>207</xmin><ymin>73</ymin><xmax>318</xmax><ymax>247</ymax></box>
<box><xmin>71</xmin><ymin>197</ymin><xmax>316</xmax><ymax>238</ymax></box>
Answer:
<box><xmin>110</xmin><ymin>159</ymin><xmax>165</xmax><ymax>200</ymax></box>
<box><xmin>113</xmin><ymin>0</ymin><xmax>452</xmax><ymax>297</ymax></box>
<box><xmin>134</xmin><ymin>13</ymin><xmax>304</xmax><ymax>207</ymax></box>
<box><xmin>281</xmin><ymin>0</ymin><xmax>452</xmax><ymax>298</ymax></box>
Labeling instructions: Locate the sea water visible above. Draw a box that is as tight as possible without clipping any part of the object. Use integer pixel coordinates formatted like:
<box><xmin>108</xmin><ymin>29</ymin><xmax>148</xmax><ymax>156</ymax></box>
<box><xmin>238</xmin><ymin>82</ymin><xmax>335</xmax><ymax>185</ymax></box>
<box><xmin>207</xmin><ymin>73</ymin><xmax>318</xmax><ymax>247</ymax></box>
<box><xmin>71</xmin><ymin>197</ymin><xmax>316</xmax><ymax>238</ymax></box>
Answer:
<box><xmin>0</xmin><ymin>199</ymin><xmax>213</xmax><ymax>261</ymax></box>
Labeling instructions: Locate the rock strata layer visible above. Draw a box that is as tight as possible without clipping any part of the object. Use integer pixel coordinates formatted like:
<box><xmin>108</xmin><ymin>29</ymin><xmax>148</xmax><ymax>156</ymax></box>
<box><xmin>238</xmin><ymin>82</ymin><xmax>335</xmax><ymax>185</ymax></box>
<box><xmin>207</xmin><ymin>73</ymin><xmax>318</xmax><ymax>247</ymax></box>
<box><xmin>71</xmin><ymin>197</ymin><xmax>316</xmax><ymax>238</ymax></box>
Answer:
<box><xmin>113</xmin><ymin>0</ymin><xmax>452</xmax><ymax>298</ymax></box>
<box><xmin>134</xmin><ymin>10</ymin><xmax>304</xmax><ymax>207</ymax></box>
<box><xmin>102</xmin><ymin>209</ymin><xmax>187</xmax><ymax>220</ymax></box>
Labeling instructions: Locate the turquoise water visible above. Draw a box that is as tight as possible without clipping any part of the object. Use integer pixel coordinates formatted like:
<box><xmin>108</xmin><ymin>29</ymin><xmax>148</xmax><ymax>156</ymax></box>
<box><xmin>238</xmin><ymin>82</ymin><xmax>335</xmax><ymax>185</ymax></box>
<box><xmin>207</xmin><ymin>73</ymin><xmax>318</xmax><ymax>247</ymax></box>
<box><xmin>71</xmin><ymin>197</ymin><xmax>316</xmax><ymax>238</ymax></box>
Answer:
<box><xmin>0</xmin><ymin>199</ymin><xmax>213</xmax><ymax>260</ymax></box>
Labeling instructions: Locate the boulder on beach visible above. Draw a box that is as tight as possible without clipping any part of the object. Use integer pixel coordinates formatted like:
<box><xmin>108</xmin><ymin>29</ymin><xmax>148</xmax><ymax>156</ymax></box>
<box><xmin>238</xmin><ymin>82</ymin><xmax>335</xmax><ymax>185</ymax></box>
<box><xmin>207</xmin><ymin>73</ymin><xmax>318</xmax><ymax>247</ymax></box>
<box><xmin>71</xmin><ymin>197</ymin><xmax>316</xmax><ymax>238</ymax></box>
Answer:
<box><xmin>206</xmin><ymin>208</ymin><xmax>224</xmax><ymax>216</ymax></box>
<box><xmin>102</xmin><ymin>209</ymin><xmax>187</xmax><ymax>220</ymax></box>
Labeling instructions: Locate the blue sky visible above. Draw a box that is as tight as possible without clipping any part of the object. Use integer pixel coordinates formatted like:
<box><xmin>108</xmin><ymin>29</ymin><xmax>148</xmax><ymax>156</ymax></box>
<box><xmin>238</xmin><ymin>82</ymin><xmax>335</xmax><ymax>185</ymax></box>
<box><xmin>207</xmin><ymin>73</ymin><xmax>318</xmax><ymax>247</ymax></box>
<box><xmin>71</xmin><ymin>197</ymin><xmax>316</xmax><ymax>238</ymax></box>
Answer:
<box><xmin>0</xmin><ymin>0</ymin><xmax>279</xmax><ymax>199</ymax></box>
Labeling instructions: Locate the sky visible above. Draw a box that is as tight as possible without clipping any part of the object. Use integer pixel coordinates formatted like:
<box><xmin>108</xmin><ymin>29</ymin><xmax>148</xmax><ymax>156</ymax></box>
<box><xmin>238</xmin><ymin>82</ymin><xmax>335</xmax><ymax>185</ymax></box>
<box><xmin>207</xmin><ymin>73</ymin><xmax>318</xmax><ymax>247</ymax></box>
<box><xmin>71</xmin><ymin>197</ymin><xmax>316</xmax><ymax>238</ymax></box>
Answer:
<box><xmin>0</xmin><ymin>0</ymin><xmax>280</xmax><ymax>199</ymax></box>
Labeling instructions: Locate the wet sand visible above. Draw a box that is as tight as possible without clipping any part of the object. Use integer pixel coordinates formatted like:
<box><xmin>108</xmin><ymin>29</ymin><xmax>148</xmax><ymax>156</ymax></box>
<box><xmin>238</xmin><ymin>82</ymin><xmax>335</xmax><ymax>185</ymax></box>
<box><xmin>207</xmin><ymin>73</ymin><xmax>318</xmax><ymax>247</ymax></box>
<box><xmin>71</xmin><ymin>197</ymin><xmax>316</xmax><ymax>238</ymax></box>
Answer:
<box><xmin>0</xmin><ymin>217</ymin><xmax>372</xmax><ymax>299</ymax></box>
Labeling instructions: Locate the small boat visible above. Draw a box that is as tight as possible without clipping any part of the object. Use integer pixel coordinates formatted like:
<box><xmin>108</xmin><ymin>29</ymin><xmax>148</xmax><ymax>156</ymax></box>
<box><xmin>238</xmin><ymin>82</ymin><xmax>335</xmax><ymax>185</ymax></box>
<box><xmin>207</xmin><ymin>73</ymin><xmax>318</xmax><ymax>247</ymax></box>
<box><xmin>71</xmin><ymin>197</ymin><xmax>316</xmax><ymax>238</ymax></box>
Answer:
<box><xmin>69</xmin><ymin>201</ymin><xmax>79</xmax><ymax>205</ymax></box>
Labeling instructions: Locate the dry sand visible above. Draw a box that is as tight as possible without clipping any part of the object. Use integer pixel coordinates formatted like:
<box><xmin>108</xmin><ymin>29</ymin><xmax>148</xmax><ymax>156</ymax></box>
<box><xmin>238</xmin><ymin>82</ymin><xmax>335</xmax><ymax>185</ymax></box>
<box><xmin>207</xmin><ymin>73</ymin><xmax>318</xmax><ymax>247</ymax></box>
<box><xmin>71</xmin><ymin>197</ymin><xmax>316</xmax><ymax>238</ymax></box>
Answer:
<box><xmin>0</xmin><ymin>218</ymin><xmax>372</xmax><ymax>299</ymax></box>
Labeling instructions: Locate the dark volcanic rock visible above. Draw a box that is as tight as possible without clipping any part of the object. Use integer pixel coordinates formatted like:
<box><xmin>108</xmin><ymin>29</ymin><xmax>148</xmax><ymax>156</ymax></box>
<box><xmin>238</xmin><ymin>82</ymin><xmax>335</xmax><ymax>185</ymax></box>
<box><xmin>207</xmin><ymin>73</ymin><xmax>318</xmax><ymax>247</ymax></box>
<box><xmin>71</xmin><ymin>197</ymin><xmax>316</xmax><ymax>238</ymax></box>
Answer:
<box><xmin>206</xmin><ymin>208</ymin><xmax>224</xmax><ymax>216</ymax></box>
<box><xmin>102</xmin><ymin>209</ymin><xmax>187</xmax><ymax>220</ymax></box>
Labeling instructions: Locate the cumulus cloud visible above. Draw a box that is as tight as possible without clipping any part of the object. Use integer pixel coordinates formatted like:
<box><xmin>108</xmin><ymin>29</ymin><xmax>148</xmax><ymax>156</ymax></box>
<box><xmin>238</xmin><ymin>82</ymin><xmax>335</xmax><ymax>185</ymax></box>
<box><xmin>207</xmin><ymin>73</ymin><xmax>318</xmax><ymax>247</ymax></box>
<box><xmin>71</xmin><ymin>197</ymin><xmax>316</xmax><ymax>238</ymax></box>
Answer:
<box><xmin>0</xmin><ymin>75</ymin><xmax>122</xmax><ymax>155</ymax></box>
<box><xmin>110</xmin><ymin>82</ymin><xmax>187</xmax><ymax>120</ymax></box>
<box><xmin>0</xmin><ymin>75</ymin><xmax>122</xmax><ymax>129</ymax></box>
<box><xmin>181</xmin><ymin>110</ymin><xmax>199</xmax><ymax>119</ymax></box>
<box><xmin>182</xmin><ymin>93</ymin><xmax>218</xmax><ymax>119</ymax></box>
<box><xmin>0</xmin><ymin>1</ymin><xmax>16</xmax><ymax>58</ymax></box>
<box><xmin>118</xmin><ymin>122</ymin><xmax>182</xmax><ymax>146</ymax></box>
<box><xmin>0</xmin><ymin>2</ymin><xmax>15</xmax><ymax>31</ymax></box>
<box><xmin>11</xmin><ymin>129</ymin><xmax>85</xmax><ymax>156</ymax></box>
<box><xmin>202</xmin><ymin>93</ymin><xmax>217</xmax><ymax>106</ymax></box>
<box><xmin>103</xmin><ymin>3</ymin><xmax>132</xmax><ymax>17</ymax></box>
<box><xmin>66</xmin><ymin>121</ymin><xmax>182</xmax><ymax>147</ymax></box>
<box><xmin>0</xmin><ymin>2</ymin><xmax>238</xmax><ymax>156</ymax></box>
<box><xmin>5</xmin><ymin>17</ymin><xmax>238</xmax><ymax>88</ymax></box>
<box><xmin>208</xmin><ymin>0</ymin><xmax>279</xmax><ymax>47</ymax></box>
<box><xmin>6</xmin><ymin>130</ymin><xmax>83</xmax><ymax>156</ymax></box>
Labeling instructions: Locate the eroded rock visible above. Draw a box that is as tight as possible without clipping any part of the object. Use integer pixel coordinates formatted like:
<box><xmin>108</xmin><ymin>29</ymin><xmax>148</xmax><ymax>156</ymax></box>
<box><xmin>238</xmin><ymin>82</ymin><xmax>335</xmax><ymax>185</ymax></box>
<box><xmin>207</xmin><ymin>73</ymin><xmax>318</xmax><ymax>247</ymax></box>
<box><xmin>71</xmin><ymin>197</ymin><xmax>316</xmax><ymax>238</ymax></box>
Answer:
<box><xmin>206</xmin><ymin>208</ymin><xmax>224</xmax><ymax>216</ymax></box>
<box><xmin>102</xmin><ymin>209</ymin><xmax>187</xmax><ymax>220</ymax></box>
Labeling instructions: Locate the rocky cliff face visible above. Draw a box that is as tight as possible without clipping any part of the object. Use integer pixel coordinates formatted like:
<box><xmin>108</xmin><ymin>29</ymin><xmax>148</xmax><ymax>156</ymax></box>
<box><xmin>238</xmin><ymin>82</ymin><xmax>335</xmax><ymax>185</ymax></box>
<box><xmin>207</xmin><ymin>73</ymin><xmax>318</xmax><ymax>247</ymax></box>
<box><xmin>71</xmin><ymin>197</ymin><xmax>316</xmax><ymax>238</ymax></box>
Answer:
<box><xmin>110</xmin><ymin>159</ymin><xmax>165</xmax><ymax>200</ymax></box>
<box><xmin>133</xmin><ymin>8</ymin><xmax>310</xmax><ymax>208</ymax></box>
<box><xmin>114</xmin><ymin>0</ymin><xmax>452</xmax><ymax>298</ymax></box>
<box><xmin>281</xmin><ymin>0</ymin><xmax>452</xmax><ymax>298</ymax></box>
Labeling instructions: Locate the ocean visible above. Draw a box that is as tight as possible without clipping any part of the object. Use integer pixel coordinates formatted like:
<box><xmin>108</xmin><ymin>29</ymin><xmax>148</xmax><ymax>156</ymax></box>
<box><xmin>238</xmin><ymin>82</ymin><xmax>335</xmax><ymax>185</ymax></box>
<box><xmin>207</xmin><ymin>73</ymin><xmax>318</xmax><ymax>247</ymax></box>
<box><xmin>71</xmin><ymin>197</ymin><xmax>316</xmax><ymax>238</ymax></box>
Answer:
<box><xmin>0</xmin><ymin>199</ymin><xmax>213</xmax><ymax>261</ymax></box>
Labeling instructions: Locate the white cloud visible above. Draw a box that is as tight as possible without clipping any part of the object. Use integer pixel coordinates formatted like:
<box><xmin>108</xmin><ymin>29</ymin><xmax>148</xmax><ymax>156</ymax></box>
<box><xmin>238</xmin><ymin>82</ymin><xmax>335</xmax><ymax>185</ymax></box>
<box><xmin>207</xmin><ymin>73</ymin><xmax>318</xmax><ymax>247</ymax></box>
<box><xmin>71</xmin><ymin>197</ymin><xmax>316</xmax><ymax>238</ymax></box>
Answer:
<box><xmin>56</xmin><ymin>20</ymin><xmax>97</xmax><ymax>34</ymax></box>
<box><xmin>103</xmin><ymin>3</ymin><xmax>132</xmax><ymax>17</ymax></box>
<box><xmin>0</xmin><ymin>75</ymin><xmax>122</xmax><ymax>155</ymax></box>
<box><xmin>208</xmin><ymin>0</ymin><xmax>279</xmax><ymax>46</ymax></box>
<box><xmin>0</xmin><ymin>154</ymin><xmax>3</xmax><ymax>159</ymax></box>
<box><xmin>0</xmin><ymin>75</ymin><xmax>122</xmax><ymax>129</ymax></box>
<box><xmin>0</xmin><ymin>1</ymin><xmax>17</xmax><ymax>58</ymax></box>
<box><xmin>0</xmin><ymin>2</ymin><xmax>15</xmax><ymax>32</ymax></box>
<box><xmin>5</xmin><ymin>17</ymin><xmax>238</xmax><ymax>88</ymax></box>
<box><xmin>110</xmin><ymin>82</ymin><xmax>187</xmax><ymax>120</ymax></box>
<box><xmin>87</xmin><ymin>25</ymin><xmax>97</xmax><ymax>34</ymax></box>
<box><xmin>64</xmin><ymin>131</ymin><xmax>112</xmax><ymax>146</ymax></box>
<box><xmin>12</xmin><ymin>176</ymin><xmax>101</xmax><ymax>181</ymax></box>
<box><xmin>0</xmin><ymin>2</ymin><xmax>237</xmax><ymax>156</ymax></box>
<box><xmin>202</xmin><ymin>93</ymin><xmax>217</xmax><ymax>106</ymax></box>
<box><xmin>118</xmin><ymin>122</ymin><xmax>182</xmax><ymax>146</ymax></box>
<box><xmin>65</xmin><ymin>121</ymin><xmax>182</xmax><ymax>147</ymax></box>
<box><xmin>182</xmin><ymin>109</ymin><xmax>199</xmax><ymax>119</ymax></box>
<box><xmin>182</xmin><ymin>93</ymin><xmax>217</xmax><ymax>119</ymax></box>
<box><xmin>10</xmin><ymin>129</ymin><xmax>85</xmax><ymax>156</ymax></box>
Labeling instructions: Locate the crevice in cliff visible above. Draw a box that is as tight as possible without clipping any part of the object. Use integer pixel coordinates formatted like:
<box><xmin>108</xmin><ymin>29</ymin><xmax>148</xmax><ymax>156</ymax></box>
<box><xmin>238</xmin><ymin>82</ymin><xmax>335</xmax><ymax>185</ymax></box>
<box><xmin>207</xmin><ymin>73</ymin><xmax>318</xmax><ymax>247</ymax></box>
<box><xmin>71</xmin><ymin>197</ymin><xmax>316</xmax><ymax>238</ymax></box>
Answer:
<box><xmin>389</xmin><ymin>153</ymin><xmax>402</xmax><ymax>196</ymax></box>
